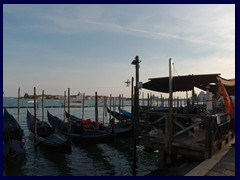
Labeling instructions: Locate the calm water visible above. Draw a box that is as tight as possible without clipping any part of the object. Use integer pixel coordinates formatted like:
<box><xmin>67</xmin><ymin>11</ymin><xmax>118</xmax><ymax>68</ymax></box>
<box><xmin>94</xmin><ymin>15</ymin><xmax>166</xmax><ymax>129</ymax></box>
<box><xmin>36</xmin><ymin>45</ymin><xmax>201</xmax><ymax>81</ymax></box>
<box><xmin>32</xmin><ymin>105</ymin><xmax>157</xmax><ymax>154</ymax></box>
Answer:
<box><xmin>3</xmin><ymin>98</ymin><xmax>159</xmax><ymax>176</ymax></box>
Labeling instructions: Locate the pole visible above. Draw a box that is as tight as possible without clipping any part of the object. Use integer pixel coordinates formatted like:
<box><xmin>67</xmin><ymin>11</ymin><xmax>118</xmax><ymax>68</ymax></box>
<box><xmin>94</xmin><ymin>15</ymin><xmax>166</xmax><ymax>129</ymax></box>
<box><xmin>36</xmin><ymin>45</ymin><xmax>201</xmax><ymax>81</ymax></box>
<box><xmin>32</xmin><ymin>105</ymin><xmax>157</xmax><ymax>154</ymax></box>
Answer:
<box><xmin>67</xmin><ymin>88</ymin><xmax>72</xmax><ymax>153</ymax></box>
<box><xmin>42</xmin><ymin>90</ymin><xmax>44</xmax><ymax>123</ymax></box>
<box><xmin>131</xmin><ymin>56</ymin><xmax>141</xmax><ymax>175</ymax></box>
<box><xmin>82</xmin><ymin>93</ymin><xmax>85</xmax><ymax>120</ymax></box>
<box><xmin>131</xmin><ymin>77</ymin><xmax>134</xmax><ymax>121</ymax></box>
<box><xmin>119</xmin><ymin>94</ymin><xmax>121</xmax><ymax>121</ymax></box>
<box><xmin>95</xmin><ymin>91</ymin><xmax>98</xmax><ymax>123</ymax></box>
<box><xmin>121</xmin><ymin>94</ymin><xmax>124</xmax><ymax>110</ymax></box>
<box><xmin>103</xmin><ymin>96</ymin><xmax>107</xmax><ymax>126</ymax></box>
<box><xmin>17</xmin><ymin>87</ymin><xmax>20</xmax><ymax>124</ymax></box>
<box><xmin>109</xmin><ymin>94</ymin><xmax>112</xmax><ymax>122</ymax></box>
<box><xmin>68</xmin><ymin>88</ymin><xmax>71</xmax><ymax>133</ymax></box>
<box><xmin>34</xmin><ymin>87</ymin><xmax>37</xmax><ymax>145</ymax></box>
<box><xmin>167</xmin><ymin>58</ymin><xmax>173</xmax><ymax>164</ymax></box>
<box><xmin>64</xmin><ymin>91</ymin><xmax>66</xmax><ymax>122</ymax></box>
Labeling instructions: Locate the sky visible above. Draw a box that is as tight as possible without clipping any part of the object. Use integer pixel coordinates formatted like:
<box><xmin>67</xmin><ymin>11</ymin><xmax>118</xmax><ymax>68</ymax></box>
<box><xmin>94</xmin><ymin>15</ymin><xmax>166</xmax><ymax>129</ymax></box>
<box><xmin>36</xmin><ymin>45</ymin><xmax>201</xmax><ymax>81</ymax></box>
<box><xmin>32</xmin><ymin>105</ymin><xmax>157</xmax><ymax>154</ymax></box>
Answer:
<box><xmin>3</xmin><ymin>4</ymin><xmax>235</xmax><ymax>98</ymax></box>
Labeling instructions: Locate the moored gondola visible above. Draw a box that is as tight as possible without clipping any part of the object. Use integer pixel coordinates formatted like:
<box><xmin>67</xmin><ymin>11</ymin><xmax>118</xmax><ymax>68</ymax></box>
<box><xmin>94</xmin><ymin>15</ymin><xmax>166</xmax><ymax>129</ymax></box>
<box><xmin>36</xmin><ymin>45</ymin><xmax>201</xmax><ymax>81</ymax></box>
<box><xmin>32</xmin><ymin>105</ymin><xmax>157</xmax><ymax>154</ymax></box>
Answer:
<box><xmin>106</xmin><ymin>107</ymin><xmax>130</xmax><ymax>121</ymax></box>
<box><xmin>47</xmin><ymin>111</ymin><xmax>114</xmax><ymax>143</ymax></box>
<box><xmin>3</xmin><ymin>108</ymin><xmax>25</xmax><ymax>164</ymax></box>
<box><xmin>26</xmin><ymin>110</ymin><xmax>71</xmax><ymax>153</ymax></box>
<box><xmin>66</xmin><ymin>111</ymin><xmax>133</xmax><ymax>138</ymax></box>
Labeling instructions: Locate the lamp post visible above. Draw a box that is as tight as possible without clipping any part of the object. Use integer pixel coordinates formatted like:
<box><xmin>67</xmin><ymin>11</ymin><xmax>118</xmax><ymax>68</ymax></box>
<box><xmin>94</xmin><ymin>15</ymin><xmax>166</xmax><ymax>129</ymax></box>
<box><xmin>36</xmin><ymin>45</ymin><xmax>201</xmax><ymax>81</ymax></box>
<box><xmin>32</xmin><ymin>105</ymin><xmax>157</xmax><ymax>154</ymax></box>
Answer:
<box><xmin>131</xmin><ymin>56</ymin><xmax>141</xmax><ymax>175</ymax></box>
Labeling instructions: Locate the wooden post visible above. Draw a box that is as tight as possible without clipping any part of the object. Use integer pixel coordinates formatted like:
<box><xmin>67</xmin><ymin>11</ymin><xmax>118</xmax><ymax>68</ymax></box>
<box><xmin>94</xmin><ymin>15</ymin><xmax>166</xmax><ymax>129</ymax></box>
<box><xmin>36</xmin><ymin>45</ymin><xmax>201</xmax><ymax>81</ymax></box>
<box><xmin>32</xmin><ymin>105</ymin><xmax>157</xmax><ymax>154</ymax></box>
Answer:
<box><xmin>205</xmin><ymin>116</ymin><xmax>213</xmax><ymax>159</ymax></box>
<box><xmin>167</xmin><ymin>58</ymin><xmax>173</xmax><ymax>164</ymax></box>
<box><xmin>121</xmin><ymin>94</ymin><xmax>124</xmax><ymax>110</ymax></box>
<box><xmin>160</xmin><ymin>94</ymin><xmax>163</xmax><ymax>107</ymax></box>
<box><xmin>109</xmin><ymin>94</ymin><xmax>112</xmax><ymax>122</ymax></box>
<box><xmin>82</xmin><ymin>93</ymin><xmax>85</xmax><ymax>120</ymax></box>
<box><xmin>147</xmin><ymin>93</ymin><xmax>150</xmax><ymax>107</ymax></box>
<box><xmin>42</xmin><ymin>90</ymin><xmax>44</xmax><ymax>122</ymax></box>
<box><xmin>17</xmin><ymin>87</ymin><xmax>20</xmax><ymax>124</ymax></box>
<box><xmin>95</xmin><ymin>91</ymin><xmax>98</xmax><ymax>123</ymax></box>
<box><xmin>142</xmin><ymin>92</ymin><xmax>144</xmax><ymax>106</ymax></box>
<box><xmin>68</xmin><ymin>88</ymin><xmax>71</xmax><ymax>133</ymax></box>
<box><xmin>103</xmin><ymin>96</ymin><xmax>107</xmax><ymax>125</ymax></box>
<box><xmin>64</xmin><ymin>91</ymin><xmax>66</xmax><ymax>122</ymax></box>
<box><xmin>34</xmin><ymin>87</ymin><xmax>37</xmax><ymax>144</ymax></box>
<box><xmin>131</xmin><ymin>56</ymin><xmax>141</xmax><ymax>173</ymax></box>
<box><xmin>67</xmin><ymin>88</ymin><xmax>72</xmax><ymax>153</ymax></box>
<box><xmin>131</xmin><ymin>77</ymin><xmax>134</xmax><ymax>121</ymax></box>
<box><xmin>177</xmin><ymin>97</ymin><xmax>179</xmax><ymax>108</ymax></box>
<box><xmin>119</xmin><ymin>94</ymin><xmax>121</xmax><ymax>121</ymax></box>
<box><xmin>113</xmin><ymin>97</ymin><xmax>115</xmax><ymax>121</ymax></box>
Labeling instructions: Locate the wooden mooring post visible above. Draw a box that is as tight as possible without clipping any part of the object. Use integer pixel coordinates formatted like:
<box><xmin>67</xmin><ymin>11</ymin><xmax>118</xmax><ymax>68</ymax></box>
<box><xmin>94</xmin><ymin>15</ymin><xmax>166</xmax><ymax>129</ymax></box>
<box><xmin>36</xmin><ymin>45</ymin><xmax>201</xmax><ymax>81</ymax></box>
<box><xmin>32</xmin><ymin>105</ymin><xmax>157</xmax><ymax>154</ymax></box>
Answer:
<box><xmin>64</xmin><ymin>91</ymin><xmax>66</xmax><ymax>122</ymax></box>
<box><xmin>17</xmin><ymin>87</ymin><xmax>20</xmax><ymax>123</ymax></box>
<box><xmin>82</xmin><ymin>93</ymin><xmax>85</xmax><ymax>120</ymax></box>
<box><xmin>42</xmin><ymin>90</ymin><xmax>44</xmax><ymax>122</ymax></box>
<box><xmin>95</xmin><ymin>91</ymin><xmax>98</xmax><ymax>123</ymax></box>
<box><xmin>34</xmin><ymin>87</ymin><xmax>37</xmax><ymax>147</ymax></box>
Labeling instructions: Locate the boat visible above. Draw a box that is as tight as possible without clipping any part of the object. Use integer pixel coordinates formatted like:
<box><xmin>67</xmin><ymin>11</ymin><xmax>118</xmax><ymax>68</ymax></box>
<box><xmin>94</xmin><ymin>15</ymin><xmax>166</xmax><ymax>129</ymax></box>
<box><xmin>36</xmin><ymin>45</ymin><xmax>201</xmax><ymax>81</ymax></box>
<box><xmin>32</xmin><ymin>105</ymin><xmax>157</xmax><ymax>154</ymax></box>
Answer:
<box><xmin>3</xmin><ymin>108</ymin><xmax>25</xmax><ymax>164</ymax></box>
<box><xmin>66</xmin><ymin>111</ymin><xmax>133</xmax><ymax>138</ymax></box>
<box><xmin>28</xmin><ymin>100</ymin><xmax>37</xmax><ymax>104</ymax></box>
<box><xmin>65</xmin><ymin>111</ymin><xmax>105</xmax><ymax>130</ymax></box>
<box><xmin>106</xmin><ymin>107</ymin><xmax>130</xmax><ymax>121</ymax></box>
<box><xmin>47</xmin><ymin>111</ymin><xmax>114</xmax><ymax>143</ymax></box>
<box><xmin>64</xmin><ymin>100</ymin><xmax>83</xmax><ymax>107</ymax></box>
<box><xmin>26</xmin><ymin>110</ymin><xmax>71</xmax><ymax>153</ymax></box>
<box><xmin>119</xmin><ymin>108</ymin><xmax>132</xmax><ymax>118</ymax></box>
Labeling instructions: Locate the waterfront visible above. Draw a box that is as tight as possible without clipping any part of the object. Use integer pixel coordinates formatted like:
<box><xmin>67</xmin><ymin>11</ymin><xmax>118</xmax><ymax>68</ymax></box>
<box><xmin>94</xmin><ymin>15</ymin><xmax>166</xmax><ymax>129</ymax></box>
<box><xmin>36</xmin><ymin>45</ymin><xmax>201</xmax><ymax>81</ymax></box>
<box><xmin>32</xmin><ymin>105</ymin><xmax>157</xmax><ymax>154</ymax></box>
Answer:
<box><xmin>3</xmin><ymin>98</ymin><xmax>159</xmax><ymax>176</ymax></box>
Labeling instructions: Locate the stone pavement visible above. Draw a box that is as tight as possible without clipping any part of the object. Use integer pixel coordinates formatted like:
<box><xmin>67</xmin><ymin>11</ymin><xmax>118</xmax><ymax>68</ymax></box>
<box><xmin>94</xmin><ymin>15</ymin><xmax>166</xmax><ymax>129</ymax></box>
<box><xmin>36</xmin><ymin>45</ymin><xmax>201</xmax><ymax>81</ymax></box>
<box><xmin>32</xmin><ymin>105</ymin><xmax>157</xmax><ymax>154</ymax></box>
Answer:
<box><xmin>185</xmin><ymin>138</ymin><xmax>235</xmax><ymax>176</ymax></box>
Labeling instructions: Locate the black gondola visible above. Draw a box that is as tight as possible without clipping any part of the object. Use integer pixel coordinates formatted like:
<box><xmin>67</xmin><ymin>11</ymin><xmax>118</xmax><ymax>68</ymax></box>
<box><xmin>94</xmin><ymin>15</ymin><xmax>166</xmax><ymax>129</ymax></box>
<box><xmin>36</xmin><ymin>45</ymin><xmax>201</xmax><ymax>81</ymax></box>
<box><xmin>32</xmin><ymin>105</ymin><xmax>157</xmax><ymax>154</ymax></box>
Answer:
<box><xmin>3</xmin><ymin>108</ymin><xmax>25</xmax><ymax>164</ymax></box>
<box><xmin>106</xmin><ymin>107</ymin><xmax>130</xmax><ymax>121</ymax></box>
<box><xmin>26</xmin><ymin>110</ymin><xmax>71</xmax><ymax>153</ymax></box>
<box><xmin>66</xmin><ymin>111</ymin><xmax>133</xmax><ymax>138</ymax></box>
<box><xmin>47</xmin><ymin>111</ymin><xmax>114</xmax><ymax>143</ymax></box>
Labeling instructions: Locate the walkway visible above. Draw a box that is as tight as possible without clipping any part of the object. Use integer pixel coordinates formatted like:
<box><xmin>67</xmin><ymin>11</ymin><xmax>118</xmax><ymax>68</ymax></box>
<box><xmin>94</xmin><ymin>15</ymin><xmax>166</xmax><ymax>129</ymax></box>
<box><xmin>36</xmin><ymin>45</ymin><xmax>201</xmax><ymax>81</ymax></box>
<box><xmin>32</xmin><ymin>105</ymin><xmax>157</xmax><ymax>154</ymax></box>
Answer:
<box><xmin>185</xmin><ymin>138</ymin><xmax>235</xmax><ymax>176</ymax></box>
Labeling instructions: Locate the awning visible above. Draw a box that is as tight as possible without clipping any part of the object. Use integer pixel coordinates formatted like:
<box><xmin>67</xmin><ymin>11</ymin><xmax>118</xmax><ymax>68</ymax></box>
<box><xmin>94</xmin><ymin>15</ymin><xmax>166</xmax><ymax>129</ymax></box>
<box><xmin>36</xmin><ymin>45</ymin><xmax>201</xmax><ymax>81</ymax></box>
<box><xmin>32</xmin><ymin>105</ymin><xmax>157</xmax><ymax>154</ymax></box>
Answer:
<box><xmin>142</xmin><ymin>73</ymin><xmax>235</xmax><ymax>96</ymax></box>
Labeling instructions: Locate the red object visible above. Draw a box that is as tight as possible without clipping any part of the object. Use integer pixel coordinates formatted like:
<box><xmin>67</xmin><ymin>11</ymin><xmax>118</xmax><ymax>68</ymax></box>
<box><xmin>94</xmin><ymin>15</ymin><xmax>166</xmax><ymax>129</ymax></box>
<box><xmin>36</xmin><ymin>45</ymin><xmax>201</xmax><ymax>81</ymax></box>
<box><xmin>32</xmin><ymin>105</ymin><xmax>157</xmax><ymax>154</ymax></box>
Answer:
<box><xmin>82</xmin><ymin>119</ymin><xmax>92</xmax><ymax>125</ymax></box>
<box><xmin>218</xmin><ymin>79</ymin><xmax>235</xmax><ymax>118</ymax></box>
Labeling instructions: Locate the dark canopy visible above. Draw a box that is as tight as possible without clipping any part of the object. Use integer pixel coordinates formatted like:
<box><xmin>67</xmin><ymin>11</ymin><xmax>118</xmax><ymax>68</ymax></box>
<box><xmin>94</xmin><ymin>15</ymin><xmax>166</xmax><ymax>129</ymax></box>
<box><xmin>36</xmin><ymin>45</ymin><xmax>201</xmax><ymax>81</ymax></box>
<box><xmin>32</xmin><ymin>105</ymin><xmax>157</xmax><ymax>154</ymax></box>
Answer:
<box><xmin>142</xmin><ymin>73</ymin><xmax>235</xmax><ymax>96</ymax></box>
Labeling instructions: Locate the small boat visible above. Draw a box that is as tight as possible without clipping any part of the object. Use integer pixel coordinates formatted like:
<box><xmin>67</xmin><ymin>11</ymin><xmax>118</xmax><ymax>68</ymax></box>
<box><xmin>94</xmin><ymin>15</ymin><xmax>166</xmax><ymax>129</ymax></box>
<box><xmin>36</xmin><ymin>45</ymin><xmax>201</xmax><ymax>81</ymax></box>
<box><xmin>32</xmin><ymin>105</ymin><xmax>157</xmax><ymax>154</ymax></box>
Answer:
<box><xmin>119</xmin><ymin>108</ymin><xmax>132</xmax><ymax>118</ymax></box>
<box><xmin>65</xmin><ymin>111</ymin><xmax>105</xmax><ymax>130</ymax></box>
<box><xmin>26</xmin><ymin>110</ymin><xmax>71</xmax><ymax>153</ymax></box>
<box><xmin>66</xmin><ymin>111</ymin><xmax>133</xmax><ymax>138</ymax></box>
<box><xmin>47</xmin><ymin>111</ymin><xmax>114</xmax><ymax>143</ymax></box>
<box><xmin>28</xmin><ymin>100</ymin><xmax>37</xmax><ymax>104</ymax></box>
<box><xmin>107</xmin><ymin>107</ymin><xmax>130</xmax><ymax>121</ymax></box>
<box><xmin>65</xmin><ymin>100</ymin><xmax>83</xmax><ymax>107</ymax></box>
<box><xmin>3</xmin><ymin>108</ymin><xmax>25</xmax><ymax>164</ymax></box>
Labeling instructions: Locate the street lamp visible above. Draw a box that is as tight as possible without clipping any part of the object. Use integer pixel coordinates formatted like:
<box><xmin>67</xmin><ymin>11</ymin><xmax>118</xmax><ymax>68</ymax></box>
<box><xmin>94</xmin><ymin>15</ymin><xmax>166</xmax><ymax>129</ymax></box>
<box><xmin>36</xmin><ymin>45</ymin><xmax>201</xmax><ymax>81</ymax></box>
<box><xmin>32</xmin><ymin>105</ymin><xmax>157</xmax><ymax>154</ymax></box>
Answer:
<box><xmin>131</xmin><ymin>56</ymin><xmax>141</xmax><ymax>175</ymax></box>
<box><xmin>125</xmin><ymin>79</ymin><xmax>131</xmax><ymax>87</ymax></box>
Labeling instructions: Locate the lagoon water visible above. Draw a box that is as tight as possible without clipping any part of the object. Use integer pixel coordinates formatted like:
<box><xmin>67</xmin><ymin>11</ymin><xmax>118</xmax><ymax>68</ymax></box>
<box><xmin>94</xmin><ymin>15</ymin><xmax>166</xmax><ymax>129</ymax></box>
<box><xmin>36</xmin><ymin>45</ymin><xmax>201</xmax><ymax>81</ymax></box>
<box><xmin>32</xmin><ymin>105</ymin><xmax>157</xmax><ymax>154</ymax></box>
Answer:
<box><xmin>3</xmin><ymin>98</ymin><xmax>158</xmax><ymax>176</ymax></box>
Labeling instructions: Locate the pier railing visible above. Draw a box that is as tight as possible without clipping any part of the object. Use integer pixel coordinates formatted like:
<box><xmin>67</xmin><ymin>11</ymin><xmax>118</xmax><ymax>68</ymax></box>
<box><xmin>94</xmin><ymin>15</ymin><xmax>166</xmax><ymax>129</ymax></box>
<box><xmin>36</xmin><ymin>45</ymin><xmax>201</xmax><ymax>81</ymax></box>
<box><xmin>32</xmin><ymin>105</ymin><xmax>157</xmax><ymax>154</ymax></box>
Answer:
<box><xmin>140</xmin><ymin>110</ymin><xmax>234</xmax><ymax>167</ymax></box>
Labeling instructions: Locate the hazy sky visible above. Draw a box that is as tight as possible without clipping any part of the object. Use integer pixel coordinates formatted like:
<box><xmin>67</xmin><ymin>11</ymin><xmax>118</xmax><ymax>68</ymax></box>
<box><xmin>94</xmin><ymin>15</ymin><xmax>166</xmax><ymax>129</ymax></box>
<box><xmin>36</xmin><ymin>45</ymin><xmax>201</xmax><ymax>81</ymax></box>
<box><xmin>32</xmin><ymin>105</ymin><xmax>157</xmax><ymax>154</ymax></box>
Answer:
<box><xmin>3</xmin><ymin>4</ymin><xmax>235</xmax><ymax>97</ymax></box>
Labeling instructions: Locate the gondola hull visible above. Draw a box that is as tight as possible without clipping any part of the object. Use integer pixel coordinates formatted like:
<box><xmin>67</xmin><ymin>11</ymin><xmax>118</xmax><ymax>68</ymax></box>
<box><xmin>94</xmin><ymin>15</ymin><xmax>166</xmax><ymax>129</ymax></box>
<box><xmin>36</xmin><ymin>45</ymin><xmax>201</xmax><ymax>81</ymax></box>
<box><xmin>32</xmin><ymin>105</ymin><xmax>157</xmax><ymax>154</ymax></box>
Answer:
<box><xmin>66</xmin><ymin>111</ymin><xmax>133</xmax><ymax>138</ymax></box>
<box><xmin>47</xmin><ymin>111</ymin><xmax>114</xmax><ymax>143</ymax></box>
<box><xmin>3</xmin><ymin>109</ymin><xmax>25</xmax><ymax>165</ymax></box>
<box><xmin>27</xmin><ymin>110</ymin><xmax>71</xmax><ymax>153</ymax></box>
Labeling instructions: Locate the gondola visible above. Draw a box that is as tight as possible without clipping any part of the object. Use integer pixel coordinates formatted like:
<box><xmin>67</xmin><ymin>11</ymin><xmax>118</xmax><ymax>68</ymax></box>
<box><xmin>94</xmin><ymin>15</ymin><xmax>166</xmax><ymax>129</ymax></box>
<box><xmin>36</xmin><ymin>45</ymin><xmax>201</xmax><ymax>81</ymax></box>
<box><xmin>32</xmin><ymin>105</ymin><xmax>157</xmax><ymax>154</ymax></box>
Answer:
<box><xmin>26</xmin><ymin>110</ymin><xmax>71</xmax><ymax>153</ymax></box>
<box><xmin>47</xmin><ymin>111</ymin><xmax>114</xmax><ymax>143</ymax></box>
<box><xmin>3</xmin><ymin>108</ymin><xmax>25</xmax><ymax>164</ymax></box>
<box><xmin>66</xmin><ymin>111</ymin><xmax>133</xmax><ymax>138</ymax></box>
<box><xmin>65</xmin><ymin>111</ymin><xmax>105</xmax><ymax>130</ymax></box>
<box><xmin>106</xmin><ymin>107</ymin><xmax>130</xmax><ymax>121</ymax></box>
<box><xmin>119</xmin><ymin>108</ymin><xmax>132</xmax><ymax>118</ymax></box>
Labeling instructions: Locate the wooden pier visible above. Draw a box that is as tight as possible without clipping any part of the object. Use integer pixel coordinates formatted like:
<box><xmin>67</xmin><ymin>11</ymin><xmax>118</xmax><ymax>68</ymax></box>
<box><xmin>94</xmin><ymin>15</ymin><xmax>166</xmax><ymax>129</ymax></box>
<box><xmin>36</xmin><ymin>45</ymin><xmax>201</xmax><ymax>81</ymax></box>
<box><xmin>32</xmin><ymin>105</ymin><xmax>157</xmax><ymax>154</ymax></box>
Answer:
<box><xmin>139</xmin><ymin>110</ymin><xmax>234</xmax><ymax>169</ymax></box>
